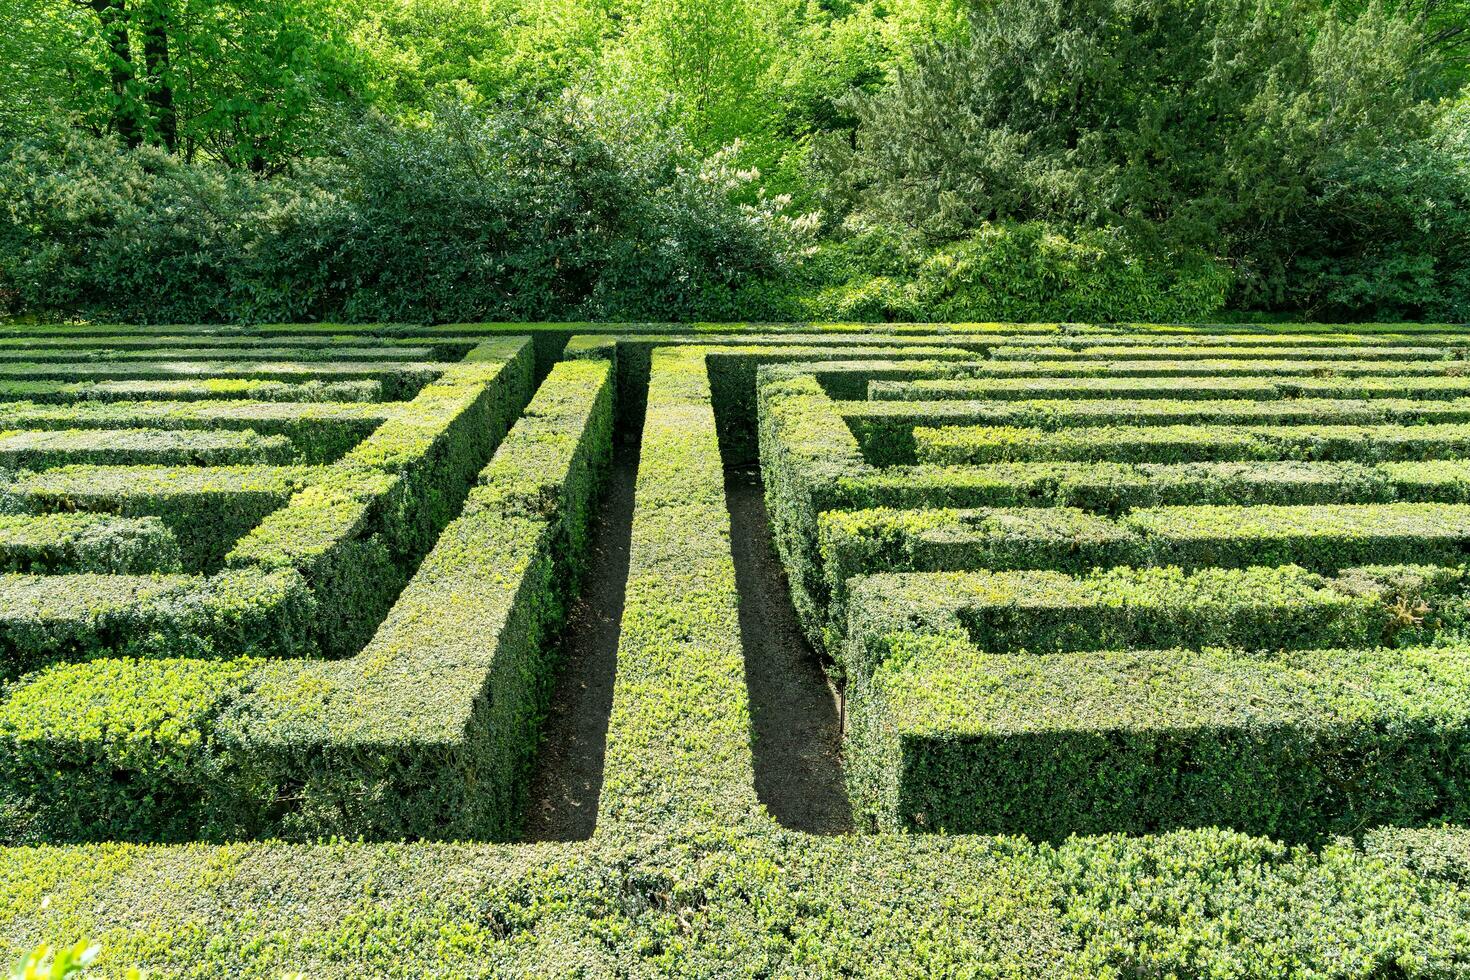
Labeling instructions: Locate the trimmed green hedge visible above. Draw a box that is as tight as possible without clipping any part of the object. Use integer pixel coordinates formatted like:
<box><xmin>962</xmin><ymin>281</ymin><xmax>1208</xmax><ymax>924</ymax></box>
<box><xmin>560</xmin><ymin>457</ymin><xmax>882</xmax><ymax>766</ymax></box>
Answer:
<box><xmin>848</xmin><ymin>396</ymin><xmax>1470</xmax><ymax>435</ymax></box>
<box><xmin>0</xmin><ymin>355</ymin><xmax>613</xmax><ymax>842</ymax></box>
<box><xmin>226</xmin><ymin>341</ymin><xmax>534</xmax><ymax>657</ymax></box>
<box><xmin>954</xmin><ymin>358</ymin><xmax>1468</xmax><ymax>377</ymax></box>
<box><xmin>0</xmin><ymin>378</ymin><xmax>384</xmax><ymax>403</ymax></box>
<box><xmin>599</xmin><ymin>345</ymin><xmax>762</xmax><ymax>832</ymax></box>
<box><xmin>914</xmin><ymin>422</ymin><xmax>1470</xmax><ymax>466</ymax></box>
<box><xmin>0</xmin><ymin>427</ymin><xmax>295</xmax><ymax>468</ymax></box>
<box><xmin>845</xmin><ymin>631</ymin><xmax>1470</xmax><ymax>840</ymax></box>
<box><xmin>1125</xmin><ymin>503</ymin><xmax>1470</xmax><ymax>571</ymax></box>
<box><xmin>0</xmin><ymin>346</ymin><xmax>436</xmax><ymax>364</ymax></box>
<box><xmin>870</xmin><ymin>375</ymin><xmax>1287</xmax><ymax>401</ymax></box>
<box><xmin>816</xmin><ymin>502</ymin><xmax>1470</xmax><ymax>602</ymax></box>
<box><xmin>2</xmin><ymin>464</ymin><xmax>320</xmax><ymax>571</ymax></box>
<box><xmin>988</xmin><ymin>343</ymin><xmax>1454</xmax><ymax>362</ymax></box>
<box><xmin>219</xmin><ymin>356</ymin><xmax>614</xmax><ymax>840</ymax></box>
<box><xmin>0</xmin><ymin>656</ymin><xmax>255</xmax><ymax>843</ymax></box>
<box><xmin>843</xmin><ymin>566</ymin><xmax>1400</xmax><ymax>673</ymax></box>
<box><xmin>0</xmin><ymin>568</ymin><xmax>314</xmax><ymax>679</ymax></box>
<box><xmin>0</xmin><ymin>400</ymin><xmax>392</xmax><ymax>463</ymax></box>
<box><xmin>0</xmin><ymin>360</ymin><xmax>443</xmax><ymax>400</ymax></box>
<box><xmin>0</xmin><ymin>514</ymin><xmax>180</xmax><ymax>575</ymax></box>
<box><xmin>877</xmin><ymin>372</ymin><xmax>1470</xmax><ymax>402</ymax></box>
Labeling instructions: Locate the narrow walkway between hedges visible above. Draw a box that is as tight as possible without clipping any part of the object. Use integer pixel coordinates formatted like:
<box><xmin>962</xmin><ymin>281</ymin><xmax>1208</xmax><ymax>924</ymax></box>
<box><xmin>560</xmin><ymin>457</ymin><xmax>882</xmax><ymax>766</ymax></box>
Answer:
<box><xmin>725</xmin><ymin>467</ymin><xmax>853</xmax><ymax>835</ymax></box>
<box><xmin>521</xmin><ymin>450</ymin><xmax>638</xmax><ymax>842</ymax></box>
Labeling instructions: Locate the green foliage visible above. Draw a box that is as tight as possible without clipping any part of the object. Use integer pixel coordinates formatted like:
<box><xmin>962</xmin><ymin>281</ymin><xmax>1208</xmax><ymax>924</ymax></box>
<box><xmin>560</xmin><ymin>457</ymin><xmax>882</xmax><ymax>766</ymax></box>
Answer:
<box><xmin>3</xmin><ymin>0</ymin><xmax>367</xmax><ymax>169</ymax></box>
<box><xmin>914</xmin><ymin>421</ymin><xmax>1470</xmax><ymax>465</ymax></box>
<box><xmin>848</xmin><ymin>632</ymin><xmax>1470</xmax><ymax>839</ymax></box>
<box><xmin>223</xmin><ymin>357</ymin><xmax>613</xmax><ymax>840</ymax></box>
<box><xmin>3</xmin><ymin>464</ymin><xmax>318</xmax><ymax>571</ymax></box>
<box><xmin>0</xmin><ymin>656</ymin><xmax>254</xmax><ymax>842</ymax></box>
<box><xmin>0</xmin><ymin>103</ymin><xmax>814</xmax><ymax>323</ymax></box>
<box><xmin>227</xmin><ymin>347</ymin><xmax>534</xmax><ymax>656</ymax></box>
<box><xmin>0</xmin><ymin>569</ymin><xmax>314</xmax><ymax>680</ymax></box>
<box><xmin>0</xmin><ymin>514</ymin><xmax>179</xmax><ymax>575</ymax></box>
<box><xmin>788</xmin><ymin>223</ymin><xmax>1231</xmax><ymax>322</ymax></box>
<box><xmin>818</xmin><ymin>0</ymin><xmax>1469</xmax><ymax>319</ymax></box>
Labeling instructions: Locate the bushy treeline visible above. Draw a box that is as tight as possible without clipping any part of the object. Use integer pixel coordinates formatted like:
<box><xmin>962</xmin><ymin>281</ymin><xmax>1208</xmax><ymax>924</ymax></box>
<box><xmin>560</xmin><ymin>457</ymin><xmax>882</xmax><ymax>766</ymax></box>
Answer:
<box><xmin>0</xmin><ymin>0</ymin><xmax>1466</xmax><ymax>323</ymax></box>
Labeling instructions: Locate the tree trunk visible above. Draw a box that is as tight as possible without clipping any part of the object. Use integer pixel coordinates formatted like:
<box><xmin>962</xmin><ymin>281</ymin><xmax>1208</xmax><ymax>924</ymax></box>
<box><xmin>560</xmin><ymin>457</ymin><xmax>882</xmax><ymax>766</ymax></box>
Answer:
<box><xmin>140</xmin><ymin>3</ymin><xmax>177</xmax><ymax>151</ymax></box>
<box><xmin>88</xmin><ymin>0</ymin><xmax>141</xmax><ymax>147</ymax></box>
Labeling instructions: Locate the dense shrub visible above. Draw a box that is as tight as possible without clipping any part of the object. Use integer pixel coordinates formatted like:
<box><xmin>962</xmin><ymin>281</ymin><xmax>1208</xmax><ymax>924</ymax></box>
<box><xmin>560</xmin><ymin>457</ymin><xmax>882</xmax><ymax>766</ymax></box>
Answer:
<box><xmin>788</xmin><ymin>222</ymin><xmax>1230</xmax><ymax>322</ymax></box>
<box><xmin>0</xmin><ymin>98</ymin><xmax>814</xmax><ymax>324</ymax></box>
<box><xmin>817</xmin><ymin>0</ymin><xmax>1469</xmax><ymax>319</ymax></box>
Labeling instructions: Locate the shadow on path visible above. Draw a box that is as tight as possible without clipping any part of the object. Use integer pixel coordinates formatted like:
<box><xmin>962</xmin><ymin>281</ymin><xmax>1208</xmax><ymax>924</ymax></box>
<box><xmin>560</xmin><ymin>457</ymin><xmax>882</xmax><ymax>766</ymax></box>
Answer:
<box><xmin>725</xmin><ymin>466</ymin><xmax>852</xmax><ymax>835</ymax></box>
<box><xmin>521</xmin><ymin>451</ymin><xmax>638</xmax><ymax>842</ymax></box>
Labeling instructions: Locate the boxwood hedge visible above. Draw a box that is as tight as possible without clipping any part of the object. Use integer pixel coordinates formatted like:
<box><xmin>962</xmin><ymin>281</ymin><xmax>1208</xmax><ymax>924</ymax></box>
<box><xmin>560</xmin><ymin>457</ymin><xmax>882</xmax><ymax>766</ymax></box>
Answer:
<box><xmin>2</xmin><ymin>464</ymin><xmax>320</xmax><ymax>571</ymax></box>
<box><xmin>0</xmin><ymin>514</ymin><xmax>180</xmax><ymax>575</ymax></box>
<box><xmin>845</xmin><ymin>628</ymin><xmax>1470</xmax><ymax>841</ymax></box>
<box><xmin>2</xmin><ymin>325</ymin><xmax>1470</xmax><ymax>978</ymax></box>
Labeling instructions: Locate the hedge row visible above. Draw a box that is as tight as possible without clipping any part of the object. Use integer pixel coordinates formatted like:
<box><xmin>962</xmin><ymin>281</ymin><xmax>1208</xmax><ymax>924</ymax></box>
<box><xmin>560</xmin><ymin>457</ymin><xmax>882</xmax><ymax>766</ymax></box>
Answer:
<box><xmin>225</xmin><ymin>340</ymin><xmax>534</xmax><ymax>657</ymax></box>
<box><xmin>2</xmin><ymin>464</ymin><xmax>320</xmax><ymax>571</ymax></box>
<box><xmin>960</xmin><ymin>358</ymin><xmax>1467</xmax><ymax>378</ymax></box>
<box><xmin>0</xmin><ymin>360</ymin><xmax>443</xmax><ymax>400</ymax></box>
<box><xmin>0</xmin><ymin>427</ymin><xmax>295</xmax><ymax>468</ymax></box>
<box><xmin>760</xmin><ymin>367</ymin><xmax>1470</xmax><ymax>651</ymax></box>
<box><xmin>853</xmin><ymin>396</ymin><xmax>1470</xmax><ymax>433</ymax></box>
<box><xmin>0</xmin><ymin>568</ymin><xmax>315</xmax><ymax>680</ymax></box>
<box><xmin>0</xmin><ymin>378</ymin><xmax>384</xmax><ymax>403</ymax></box>
<box><xmin>818</xmin><ymin>502</ymin><xmax>1470</xmax><ymax>596</ymax></box>
<box><xmin>846</xmin><ymin>400</ymin><xmax>1470</xmax><ymax>463</ymax></box>
<box><xmin>220</xmin><ymin>355</ymin><xmax>616</xmax><ymax>841</ymax></box>
<box><xmin>0</xmin><ymin>346</ymin><xmax>436</xmax><ymax>364</ymax></box>
<box><xmin>0</xmin><ymin>355</ymin><xmax>614</xmax><ymax>842</ymax></box>
<box><xmin>0</xmin><ymin>400</ymin><xmax>392</xmax><ymax>464</ymax></box>
<box><xmin>914</xmin><ymin>422</ymin><xmax>1470</xmax><ymax>466</ymax></box>
<box><xmin>0</xmin><ymin>513</ymin><xmax>180</xmax><ymax>575</ymax></box>
<box><xmin>874</xmin><ymin>373</ymin><xmax>1470</xmax><ymax>402</ymax></box>
<box><xmin>987</xmin><ymin>343</ymin><xmax>1457</xmax><ymax>362</ymax></box>
<box><xmin>840</xmin><ymin>564</ymin><xmax>1427</xmax><ymax>678</ymax></box>
<box><xmin>599</xmin><ymin>345</ymin><xmax>762</xmax><ymax>832</ymax></box>
<box><xmin>871</xmin><ymin>375</ymin><xmax>1288</xmax><ymax>401</ymax></box>
<box><xmin>829</xmin><ymin>459</ymin><xmax>1470</xmax><ymax>514</ymax></box>
<box><xmin>844</xmin><ymin>626</ymin><xmax>1470</xmax><ymax>841</ymax></box>
<box><xmin>4</xmin><ymin>823</ymin><xmax>1470</xmax><ymax>976</ymax></box>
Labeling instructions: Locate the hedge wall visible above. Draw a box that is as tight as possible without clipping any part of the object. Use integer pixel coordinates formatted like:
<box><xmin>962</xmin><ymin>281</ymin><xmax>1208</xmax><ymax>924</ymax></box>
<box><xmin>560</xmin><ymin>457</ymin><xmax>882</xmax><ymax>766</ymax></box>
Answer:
<box><xmin>0</xmin><ymin>427</ymin><xmax>295</xmax><ymax>468</ymax></box>
<box><xmin>0</xmin><ymin>354</ymin><xmax>613</xmax><ymax>842</ymax></box>
<box><xmin>226</xmin><ymin>340</ymin><xmax>534</xmax><ymax>657</ymax></box>
<box><xmin>845</xmin><ymin>628</ymin><xmax>1470</xmax><ymax>840</ymax></box>
<box><xmin>0</xmin><ymin>378</ymin><xmax>384</xmax><ymax>403</ymax></box>
<box><xmin>0</xmin><ymin>514</ymin><xmax>179</xmax><ymax>575</ymax></box>
<box><xmin>3</xmin><ymin>464</ymin><xmax>320</xmax><ymax>571</ymax></box>
<box><xmin>914</xmin><ymin>422</ymin><xmax>1470</xmax><ymax>466</ymax></box>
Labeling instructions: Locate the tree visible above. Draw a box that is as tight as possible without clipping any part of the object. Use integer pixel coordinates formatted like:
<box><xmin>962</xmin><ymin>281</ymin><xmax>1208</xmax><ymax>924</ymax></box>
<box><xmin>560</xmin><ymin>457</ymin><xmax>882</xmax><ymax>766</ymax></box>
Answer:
<box><xmin>6</xmin><ymin>0</ymin><xmax>368</xmax><ymax>169</ymax></box>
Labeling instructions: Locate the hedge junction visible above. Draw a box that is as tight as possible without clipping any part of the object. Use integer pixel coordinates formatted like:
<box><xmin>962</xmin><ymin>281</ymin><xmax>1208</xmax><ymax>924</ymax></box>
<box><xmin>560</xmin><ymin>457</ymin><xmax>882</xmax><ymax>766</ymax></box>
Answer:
<box><xmin>0</xmin><ymin>322</ymin><xmax>1467</xmax><ymax>976</ymax></box>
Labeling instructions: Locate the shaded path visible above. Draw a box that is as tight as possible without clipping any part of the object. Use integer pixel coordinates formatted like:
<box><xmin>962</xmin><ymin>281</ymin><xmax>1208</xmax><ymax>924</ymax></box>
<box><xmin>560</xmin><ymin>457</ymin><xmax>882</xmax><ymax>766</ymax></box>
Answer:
<box><xmin>521</xmin><ymin>452</ymin><xmax>638</xmax><ymax>842</ymax></box>
<box><xmin>725</xmin><ymin>467</ymin><xmax>852</xmax><ymax>834</ymax></box>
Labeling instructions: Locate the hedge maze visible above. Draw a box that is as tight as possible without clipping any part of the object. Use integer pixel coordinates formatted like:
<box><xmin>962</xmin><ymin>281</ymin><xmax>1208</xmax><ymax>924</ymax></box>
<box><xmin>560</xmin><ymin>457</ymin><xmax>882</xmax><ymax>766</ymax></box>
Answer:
<box><xmin>4</xmin><ymin>322</ymin><xmax>1470</xmax><ymax>977</ymax></box>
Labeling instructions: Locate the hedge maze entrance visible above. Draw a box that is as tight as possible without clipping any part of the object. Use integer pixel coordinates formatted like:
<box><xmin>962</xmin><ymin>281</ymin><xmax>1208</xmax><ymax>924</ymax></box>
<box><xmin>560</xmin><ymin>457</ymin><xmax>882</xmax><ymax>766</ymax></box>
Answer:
<box><xmin>4</xmin><ymin>322</ymin><xmax>1470</xmax><ymax>975</ymax></box>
